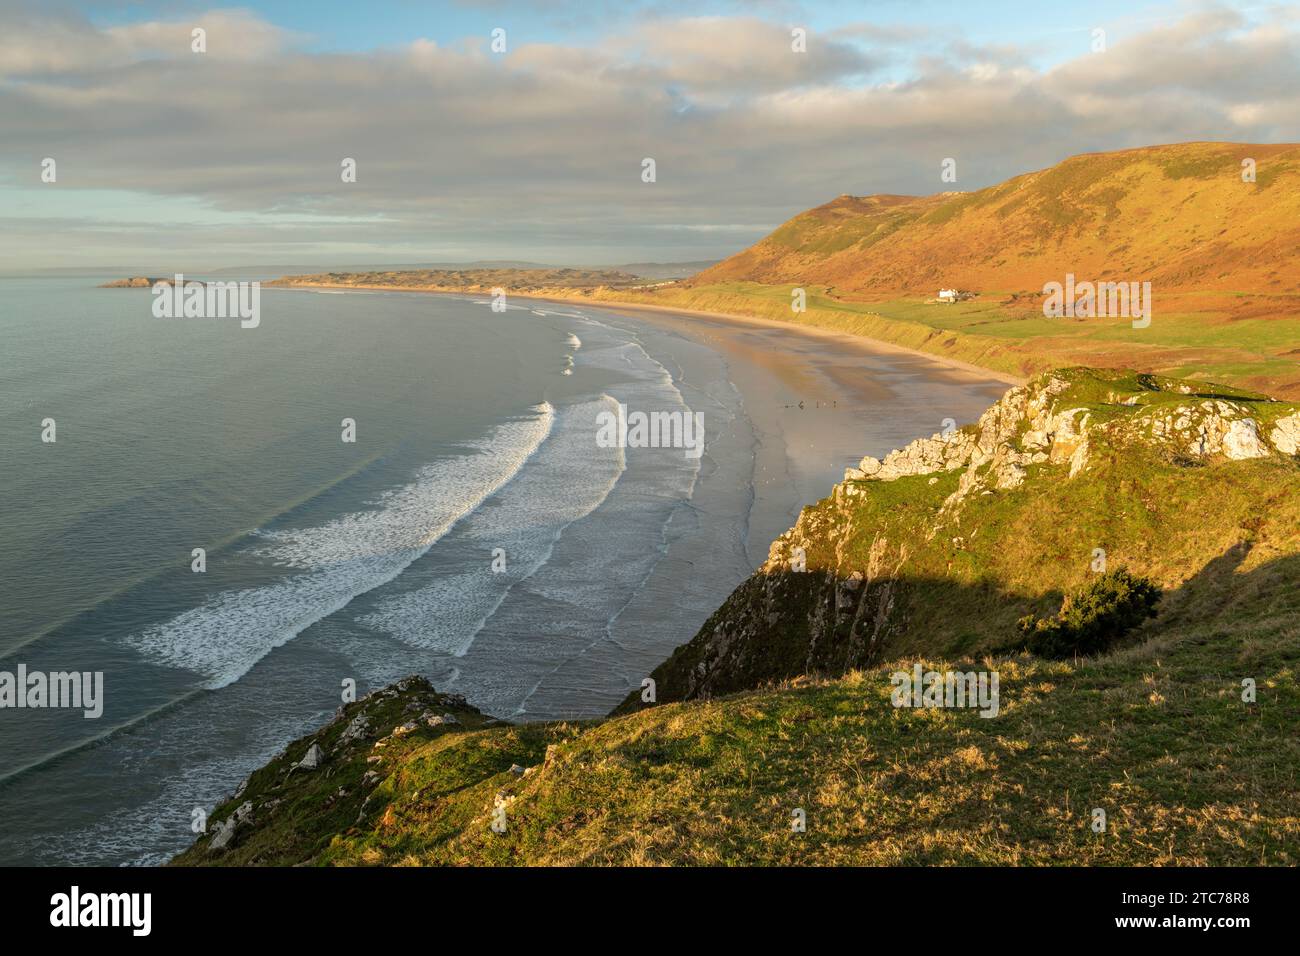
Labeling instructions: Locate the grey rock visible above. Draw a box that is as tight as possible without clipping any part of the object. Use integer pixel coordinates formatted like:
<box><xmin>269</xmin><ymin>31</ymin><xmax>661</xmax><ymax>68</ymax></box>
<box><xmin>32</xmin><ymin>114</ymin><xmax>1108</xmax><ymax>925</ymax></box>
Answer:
<box><xmin>338</xmin><ymin>713</ymin><xmax>371</xmax><ymax>746</ymax></box>
<box><xmin>1272</xmin><ymin>412</ymin><xmax>1300</xmax><ymax>455</ymax></box>
<box><xmin>297</xmin><ymin>743</ymin><xmax>325</xmax><ymax>770</ymax></box>
<box><xmin>208</xmin><ymin>801</ymin><xmax>254</xmax><ymax>852</ymax></box>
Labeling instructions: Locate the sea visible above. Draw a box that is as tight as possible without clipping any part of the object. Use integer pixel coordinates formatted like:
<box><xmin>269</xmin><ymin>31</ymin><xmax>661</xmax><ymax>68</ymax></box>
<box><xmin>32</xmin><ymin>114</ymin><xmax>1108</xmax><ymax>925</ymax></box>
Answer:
<box><xmin>0</xmin><ymin>276</ymin><xmax>1005</xmax><ymax>864</ymax></box>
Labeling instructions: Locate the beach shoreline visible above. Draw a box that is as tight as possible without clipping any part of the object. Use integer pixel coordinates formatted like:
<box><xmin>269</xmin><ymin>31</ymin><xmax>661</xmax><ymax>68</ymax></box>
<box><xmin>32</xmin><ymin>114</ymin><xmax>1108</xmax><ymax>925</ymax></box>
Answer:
<box><xmin>0</xmin><ymin>278</ymin><xmax>1016</xmax><ymax>864</ymax></box>
<box><xmin>265</xmin><ymin>280</ymin><xmax>1014</xmax><ymax>714</ymax></box>
<box><xmin>269</xmin><ymin>281</ymin><xmax>1027</xmax><ymax>387</ymax></box>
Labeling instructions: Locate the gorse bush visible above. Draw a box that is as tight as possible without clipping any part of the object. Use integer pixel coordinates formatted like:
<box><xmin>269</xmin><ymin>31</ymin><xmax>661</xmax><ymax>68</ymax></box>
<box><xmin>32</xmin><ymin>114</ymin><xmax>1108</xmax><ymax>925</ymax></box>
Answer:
<box><xmin>1019</xmin><ymin>568</ymin><xmax>1162</xmax><ymax>659</ymax></box>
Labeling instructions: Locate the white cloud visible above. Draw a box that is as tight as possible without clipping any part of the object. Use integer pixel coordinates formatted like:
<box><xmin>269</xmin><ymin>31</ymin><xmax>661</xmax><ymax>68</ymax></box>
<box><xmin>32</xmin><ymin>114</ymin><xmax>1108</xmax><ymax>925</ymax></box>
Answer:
<box><xmin>1</xmin><ymin>3</ymin><xmax>1297</xmax><ymax>267</ymax></box>
<box><xmin>0</xmin><ymin>8</ymin><xmax>297</xmax><ymax>74</ymax></box>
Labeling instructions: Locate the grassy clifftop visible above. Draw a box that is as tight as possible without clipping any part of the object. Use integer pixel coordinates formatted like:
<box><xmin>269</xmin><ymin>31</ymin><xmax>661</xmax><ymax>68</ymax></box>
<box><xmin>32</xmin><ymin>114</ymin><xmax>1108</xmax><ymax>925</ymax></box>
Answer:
<box><xmin>175</xmin><ymin>369</ymin><xmax>1300</xmax><ymax>867</ymax></box>
<box><xmin>175</xmin><ymin>649</ymin><xmax>1299</xmax><ymax>865</ymax></box>
<box><xmin>634</xmin><ymin>368</ymin><xmax>1300</xmax><ymax>704</ymax></box>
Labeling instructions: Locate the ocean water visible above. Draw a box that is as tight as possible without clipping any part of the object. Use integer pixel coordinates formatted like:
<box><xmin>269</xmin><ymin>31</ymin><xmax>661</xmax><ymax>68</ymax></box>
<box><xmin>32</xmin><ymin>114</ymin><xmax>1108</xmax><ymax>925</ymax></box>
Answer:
<box><xmin>0</xmin><ymin>277</ymin><xmax>1005</xmax><ymax>865</ymax></box>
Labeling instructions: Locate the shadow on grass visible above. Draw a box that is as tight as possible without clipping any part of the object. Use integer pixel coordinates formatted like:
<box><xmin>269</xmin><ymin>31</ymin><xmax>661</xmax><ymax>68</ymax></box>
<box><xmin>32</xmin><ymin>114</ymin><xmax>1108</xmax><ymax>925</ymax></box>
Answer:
<box><xmin>617</xmin><ymin>538</ymin><xmax>1300</xmax><ymax>713</ymax></box>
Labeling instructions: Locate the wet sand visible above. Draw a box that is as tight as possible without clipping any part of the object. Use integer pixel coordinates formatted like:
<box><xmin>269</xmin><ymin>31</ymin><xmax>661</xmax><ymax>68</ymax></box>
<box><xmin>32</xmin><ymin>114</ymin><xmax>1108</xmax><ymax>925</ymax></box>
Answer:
<box><xmin>540</xmin><ymin>295</ymin><xmax>1026</xmax><ymax>388</ymax></box>
<box><xmin>271</xmin><ymin>284</ymin><xmax>1013</xmax><ymax>718</ymax></box>
<box><xmin>577</xmin><ymin>300</ymin><xmax>1010</xmax><ymax>564</ymax></box>
<box><xmin>510</xmin><ymin>297</ymin><xmax>1011</xmax><ymax>717</ymax></box>
<box><xmin>276</xmin><ymin>281</ymin><xmax>1014</xmax><ymax>565</ymax></box>
<box><xmin>277</xmin><ymin>280</ymin><xmax>1025</xmax><ymax>388</ymax></box>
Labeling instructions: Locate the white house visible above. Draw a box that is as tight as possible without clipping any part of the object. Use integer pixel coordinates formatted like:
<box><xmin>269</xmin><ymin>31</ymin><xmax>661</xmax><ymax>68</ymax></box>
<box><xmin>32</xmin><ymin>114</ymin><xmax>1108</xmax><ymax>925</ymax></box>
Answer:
<box><xmin>938</xmin><ymin>288</ymin><xmax>958</xmax><ymax>303</ymax></box>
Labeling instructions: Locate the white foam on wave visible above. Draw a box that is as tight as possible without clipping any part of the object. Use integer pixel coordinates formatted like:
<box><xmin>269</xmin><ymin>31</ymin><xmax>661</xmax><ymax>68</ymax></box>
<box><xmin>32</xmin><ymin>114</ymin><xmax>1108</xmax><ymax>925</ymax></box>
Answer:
<box><xmin>123</xmin><ymin>404</ymin><xmax>555</xmax><ymax>688</ymax></box>
<box><xmin>358</xmin><ymin>395</ymin><xmax>625</xmax><ymax>656</ymax></box>
<box><xmin>525</xmin><ymin>339</ymin><xmax>701</xmax><ymax>615</ymax></box>
<box><xmin>446</xmin><ymin>322</ymin><xmax>707</xmax><ymax>717</ymax></box>
<box><xmin>582</xmin><ymin>337</ymin><xmax>694</xmax><ymax>411</ymax></box>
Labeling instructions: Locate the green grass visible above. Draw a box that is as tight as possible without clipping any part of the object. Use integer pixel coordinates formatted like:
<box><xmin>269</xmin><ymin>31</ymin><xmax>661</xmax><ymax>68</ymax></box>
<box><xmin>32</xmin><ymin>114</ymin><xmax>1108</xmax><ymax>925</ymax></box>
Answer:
<box><xmin>175</xmin><ymin>633</ymin><xmax>1299</xmax><ymax>866</ymax></box>
<box><xmin>591</xmin><ymin>282</ymin><xmax>1300</xmax><ymax>398</ymax></box>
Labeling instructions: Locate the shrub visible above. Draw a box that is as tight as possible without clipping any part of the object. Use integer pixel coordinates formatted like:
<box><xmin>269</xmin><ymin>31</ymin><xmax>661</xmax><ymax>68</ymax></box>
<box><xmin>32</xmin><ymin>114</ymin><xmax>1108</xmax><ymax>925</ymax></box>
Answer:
<box><xmin>1019</xmin><ymin>568</ymin><xmax>1162</xmax><ymax>659</ymax></box>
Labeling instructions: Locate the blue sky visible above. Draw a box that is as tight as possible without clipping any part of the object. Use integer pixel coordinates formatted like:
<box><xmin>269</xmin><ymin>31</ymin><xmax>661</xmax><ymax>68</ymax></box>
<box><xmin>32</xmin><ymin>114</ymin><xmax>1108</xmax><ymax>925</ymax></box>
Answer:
<box><xmin>2</xmin><ymin>0</ymin><xmax>1296</xmax><ymax>269</ymax></box>
<box><xmin>82</xmin><ymin>0</ymin><xmax>1206</xmax><ymax>69</ymax></box>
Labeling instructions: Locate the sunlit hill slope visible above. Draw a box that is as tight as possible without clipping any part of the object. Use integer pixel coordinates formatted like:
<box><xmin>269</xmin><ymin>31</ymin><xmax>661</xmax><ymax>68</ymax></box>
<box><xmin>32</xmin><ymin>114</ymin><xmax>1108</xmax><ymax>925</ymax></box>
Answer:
<box><xmin>697</xmin><ymin>143</ymin><xmax>1299</xmax><ymax>296</ymax></box>
<box><xmin>588</xmin><ymin>142</ymin><xmax>1300</xmax><ymax>398</ymax></box>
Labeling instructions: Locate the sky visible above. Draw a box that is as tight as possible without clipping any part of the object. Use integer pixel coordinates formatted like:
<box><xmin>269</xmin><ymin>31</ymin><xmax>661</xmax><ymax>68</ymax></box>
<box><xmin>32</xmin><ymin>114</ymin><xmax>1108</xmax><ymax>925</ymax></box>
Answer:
<box><xmin>1</xmin><ymin>0</ymin><xmax>1298</xmax><ymax>270</ymax></box>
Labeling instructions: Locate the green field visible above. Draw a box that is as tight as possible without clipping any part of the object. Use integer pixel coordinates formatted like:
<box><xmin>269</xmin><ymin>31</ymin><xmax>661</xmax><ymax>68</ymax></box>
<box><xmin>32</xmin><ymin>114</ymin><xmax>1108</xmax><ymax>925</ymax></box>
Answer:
<box><xmin>592</xmin><ymin>282</ymin><xmax>1300</xmax><ymax>399</ymax></box>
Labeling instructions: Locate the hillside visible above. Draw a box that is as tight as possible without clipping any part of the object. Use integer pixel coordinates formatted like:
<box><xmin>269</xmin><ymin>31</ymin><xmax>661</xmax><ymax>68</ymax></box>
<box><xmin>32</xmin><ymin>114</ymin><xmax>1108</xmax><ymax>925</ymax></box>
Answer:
<box><xmin>175</xmin><ymin>368</ymin><xmax>1300</xmax><ymax>866</ymax></box>
<box><xmin>625</xmin><ymin>367</ymin><xmax>1300</xmax><ymax>704</ymax></box>
<box><xmin>584</xmin><ymin>143</ymin><xmax>1300</xmax><ymax>399</ymax></box>
<box><xmin>694</xmin><ymin>143</ymin><xmax>1300</xmax><ymax>295</ymax></box>
<box><xmin>260</xmin><ymin>145</ymin><xmax>1300</xmax><ymax>398</ymax></box>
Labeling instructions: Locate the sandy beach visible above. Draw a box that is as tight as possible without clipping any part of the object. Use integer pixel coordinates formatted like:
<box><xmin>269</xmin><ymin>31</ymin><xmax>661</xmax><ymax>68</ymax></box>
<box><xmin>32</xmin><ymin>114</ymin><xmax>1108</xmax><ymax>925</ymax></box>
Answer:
<box><xmin>275</xmin><ymin>281</ymin><xmax>1027</xmax><ymax>388</ymax></box>
<box><xmin>268</xmin><ymin>283</ymin><xmax>1012</xmax><ymax>719</ymax></box>
<box><xmin>572</xmin><ymin>298</ymin><xmax>1011</xmax><ymax>559</ymax></box>
<box><xmin>544</xmin><ymin>296</ymin><xmax>1027</xmax><ymax>387</ymax></box>
<box><xmin>272</xmin><ymin>283</ymin><xmax>1014</xmax><ymax>569</ymax></box>
<box><xmin>503</xmin><ymin>294</ymin><xmax>1013</xmax><ymax>715</ymax></box>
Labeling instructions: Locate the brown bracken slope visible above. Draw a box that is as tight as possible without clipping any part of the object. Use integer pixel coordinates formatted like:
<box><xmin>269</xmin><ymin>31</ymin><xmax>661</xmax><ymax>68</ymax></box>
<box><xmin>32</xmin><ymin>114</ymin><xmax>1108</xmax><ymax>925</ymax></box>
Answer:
<box><xmin>692</xmin><ymin>142</ymin><xmax>1300</xmax><ymax>296</ymax></box>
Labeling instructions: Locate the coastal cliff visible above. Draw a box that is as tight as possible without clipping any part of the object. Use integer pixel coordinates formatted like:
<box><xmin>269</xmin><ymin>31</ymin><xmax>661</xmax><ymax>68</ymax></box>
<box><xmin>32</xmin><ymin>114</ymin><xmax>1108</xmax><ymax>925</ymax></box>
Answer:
<box><xmin>174</xmin><ymin>367</ymin><xmax>1300</xmax><ymax>866</ymax></box>
<box><xmin>622</xmin><ymin>367</ymin><xmax>1300</xmax><ymax>707</ymax></box>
